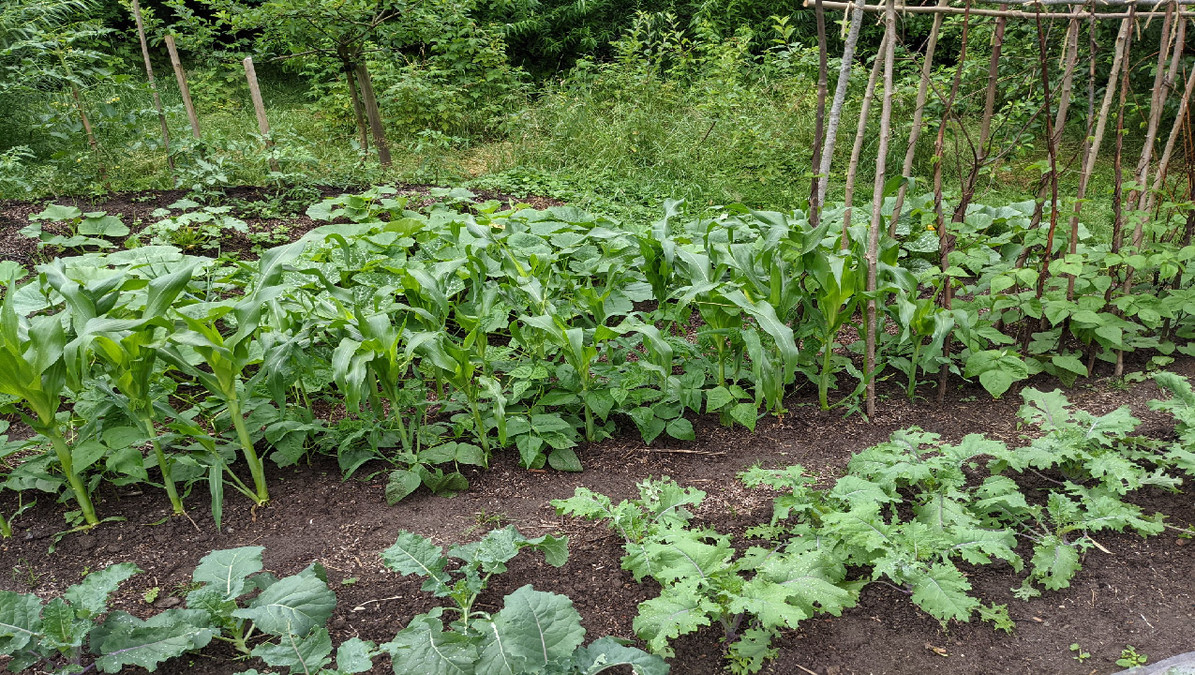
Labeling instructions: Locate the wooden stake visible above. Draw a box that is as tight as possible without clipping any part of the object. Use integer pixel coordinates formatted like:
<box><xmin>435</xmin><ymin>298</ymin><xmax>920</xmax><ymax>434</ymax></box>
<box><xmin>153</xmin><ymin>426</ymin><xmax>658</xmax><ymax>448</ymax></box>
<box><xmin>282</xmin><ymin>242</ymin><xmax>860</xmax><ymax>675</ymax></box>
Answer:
<box><xmin>355</xmin><ymin>63</ymin><xmax>391</xmax><ymax>167</ymax></box>
<box><xmin>1033</xmin><ymin>5</ymin><xmax>1061</xmax><ymax>304</ymax></box>
<box><xmin>130</xmin><ymin>0</ymin><xmax>174</xmax><ymax>173</ymax></box>
<box><xmin>888</xmin><ymin>0</ymin><xmax>949</xmax><ymax>237</ymax></box>
<box><xmin>70</xmin><ymin>84</ymin><xmax>109</xmax><ymax>190</ymax></box>
<box><xmin>1148</xmin><ymin>36</ymin><xmax>1195</xmax><ymax>213</ymax></box>
<box><xmin>242</xmin><ymin>56</ymin><xmax>280</xmax><ymax>172</ymax></box>
<box><xmin>1065</xmin><ymin>16</ymin><xmax>1132</xmax><ymax>298</ymax></box>
<box><xmin>1129</xmin><ymin>3</ymin><xmax>1177</xmax><ymax>218</ymax></box>
<box><xmin>1110</xmin><ymin>9</ymin><xmax>1135</xmax><ymax>378</ymax></box>
<box><xmin>935</xmin><ymin>2</ymin><xmax>973</xmax><ymax>403</ymax></box>
<box><xmin>818</xmin><ymin>0</ymin><xmax>868</xmax><ymax>208</ymax></box>
<box><xmin>865</xmin><ymin>0</ymin><xmax>898</xmax><ymax>419</ymax></box>
<box><xmin>809</xmin><ymin>0</ymin><xmax>829</xmax><ymax>225</ymax></box>
<box><xmin>842</xmin><ymin>33</ymin><xmax>887</xmax><ymax>250</ymax></box>
<box><xmin>165</xmin><ymin>35</ymin><xmax>200</xmax><ymax>140</ymax></box>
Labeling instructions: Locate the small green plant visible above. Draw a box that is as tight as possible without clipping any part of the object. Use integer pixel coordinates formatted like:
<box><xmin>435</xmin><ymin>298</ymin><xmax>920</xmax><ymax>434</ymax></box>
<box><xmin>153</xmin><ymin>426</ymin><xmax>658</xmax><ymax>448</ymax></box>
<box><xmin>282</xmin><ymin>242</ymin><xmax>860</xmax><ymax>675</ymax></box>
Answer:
<box><xmin>1116</xmin><ymin>645</ymin><xmax>1148</xmax><ymax>668</ymax></box>
<box><xmin>1069</xmin><ymin>643</ymin><xmax>1089</xmax><ymax>662</ymax></box>
<box><xmin>379</xmin><ymin>527</ymin><xmax>667</xmax><ymax>674</ymax></box>
<box><xmin>142</xmin><ymin>587</ymin><xmax>160</xmax><ymax>604</ymax></box>
<box><xmin>20</xmin><ymin>204</ymin><xmax>130</xmax><ymax>250</ymax></box>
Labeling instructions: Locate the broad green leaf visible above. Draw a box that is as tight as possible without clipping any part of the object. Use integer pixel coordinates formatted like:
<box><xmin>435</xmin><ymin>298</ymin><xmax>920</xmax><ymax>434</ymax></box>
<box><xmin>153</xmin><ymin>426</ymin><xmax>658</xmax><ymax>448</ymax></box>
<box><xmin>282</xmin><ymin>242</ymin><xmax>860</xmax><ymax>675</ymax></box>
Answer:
<box><xmin>385</xmin><ymin>613</ymin><xmax>477</xmax><ymax>675</ymax></box>
<box><xmin>92</xmin><ymin>609</ymin><xmax>214</xmax><ymax>673</ymax></box>
<box><xmin>380</xmin><ymin>531</ymin><xmax>452</xmax><ymax>595</ymax></box>
<box><xmin>386</xmin><ymin>470</ymin><xmax>422</xmax><ymax>505</ymax></box>
<box><xmin>909</xmin><ymin>563</ymin><xmax>978</xmax><ymax>624</ymax></box>
<box><xmin>193</xmin><ymin>547</ymin><xmax>264</xmax><ymax>601</ymax></box>
<box><xmin>475</xmin><ymin>586</ymin><xmax>585</xmax><ymax>673</ymax></box>
<box><xmin>0</xmin><ymin>591</ymin><xmax>42</xmax><ymax>654</ymax></box>
<box><xmin>231</xmin><ymin>566</ymin><xmax>335</xmax><ymax>637</ymax></box>
<box><xmin>1029</xmin><ymin>536</ymin><xmax>1081</xmax><ymax>591</ymax></box>
<box><xmin>65</xmin><ymin>562</ymin><xmax>139</xmax><ymax>619</ymax></box>
<box><xmin>250</xmin><ymin>627</ymin><xmax>333</xmax><ymax>673</ymax></box>
<box><xmin>336</xmin><ymin>637</ymin><xmax>378</xmax><ymax>673</ymax></box>
<box><xmin>573</xmin><ymin>636</ymin><xmax>670</xmax><ymax>675</ymax></box>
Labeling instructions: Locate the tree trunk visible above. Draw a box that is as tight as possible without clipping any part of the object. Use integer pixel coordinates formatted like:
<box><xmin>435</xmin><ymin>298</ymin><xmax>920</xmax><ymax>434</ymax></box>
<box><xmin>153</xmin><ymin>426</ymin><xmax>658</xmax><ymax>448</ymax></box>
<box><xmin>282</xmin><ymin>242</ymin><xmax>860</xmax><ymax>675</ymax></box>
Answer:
<box><xmin>355</xmin><ymin>62</ymin><xmax>391</xmax><ymax>167</ymax></box>
<box><xmin>865</xmin><ymin>0</ymin><xmax>898</xmax><ymax>419</ymax></box>
<box><xmin>817</xmin><ymin>0</ymin><xmax>867</xmax><ymax>208</ymax></box>
<box><xmin>341</xmin><ymin>57</ymin><xmax>370</xmax><ymax>157</ymax></box>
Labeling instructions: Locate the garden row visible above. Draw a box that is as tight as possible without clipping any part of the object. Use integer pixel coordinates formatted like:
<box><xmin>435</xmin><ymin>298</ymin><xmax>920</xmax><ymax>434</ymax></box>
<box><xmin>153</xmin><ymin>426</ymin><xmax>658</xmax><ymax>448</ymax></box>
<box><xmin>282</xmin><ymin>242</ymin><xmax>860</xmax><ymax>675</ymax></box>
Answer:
<box><xmin>4</xmin><ymin>378</ymin><xmax>1194</xmax><ymax>674</ymax></box>
<box><xmin>1</xmin><ymin>186</ymin><xmax>1193</xmax><ymax>531</ymax></box>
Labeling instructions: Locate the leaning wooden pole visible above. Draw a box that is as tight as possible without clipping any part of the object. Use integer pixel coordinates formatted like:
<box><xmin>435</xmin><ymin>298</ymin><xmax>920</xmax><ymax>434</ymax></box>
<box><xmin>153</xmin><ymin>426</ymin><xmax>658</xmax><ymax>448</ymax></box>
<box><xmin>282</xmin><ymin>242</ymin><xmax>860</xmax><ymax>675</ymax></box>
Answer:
<box><xmin>130</xmin><ymin>0</ymin><xmax>174</xmax><ymax>173</ymax></box>
<box><xmin>1148</xmin><ymin>46</ymin><xmax>1195</xmax><ymax>213</ymax></box>
<box><xmin>865</xmin><ymin>0</ymin><xmax>898</xmax><ymax>419</ymax></box>
<box><xmin>1065</xmin><ymin>15</ymin><xmax>1132</xmax><ymax>300</ymax></box>
<box><xmin>164</xmin><ymin>35</ymin><xmax>200</xmax><ymax>140</ymax></box>
<box><xmin>888</xmin><ymin>0</ymin><xmax>949</xmax><ymax>237</ymax></box>
<box><xmin>810</xmin><ymin>0</ymin><xmax>829</xmax><ymax>225</ymax></box>
<box><xmin>817</xmin><ymin>0</ymin><xmax>867</xmax><ymax>207</ymax></box>
<box><xmin>1129</xmin><ymin>2</ymin><xmax>1177</xmax><ymax>217</ymax></box>
<box><xmin>243</xmin><ymin>56</ymin><xmax>280</xmax><ymax>172</ymax></box>
<box><xmin>1034</xmin><ymin>4</ymin><xmax>1062</xmax><ymax>303</ymax></box>
<box><xmin>1109</xmin><ymin>8</ymin><xmax>1136</xmax><ymax>377</ymax></box>
<box><xmin>935</xmin><ymin>1</ymin><xmax>972</xmax><ymax>403</ymax></box>
<box><xmin>842</xmin><ymin>33</ymin><xmax>887</xmax><ymax>250</ymax></box>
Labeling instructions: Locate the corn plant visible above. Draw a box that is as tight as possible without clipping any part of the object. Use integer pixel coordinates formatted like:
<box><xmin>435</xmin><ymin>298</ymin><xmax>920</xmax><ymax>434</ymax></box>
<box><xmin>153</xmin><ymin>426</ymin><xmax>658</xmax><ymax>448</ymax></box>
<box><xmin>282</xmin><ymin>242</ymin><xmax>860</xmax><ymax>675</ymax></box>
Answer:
<box><xmin>156</xmin><ymin>243</ymin><xmax>305</xmax><ymax>506</ymax></box>
<box><xmin>806</xmin><ymin>253</ymin><xmax>861</xmax><ymax>410</ymax></box>
<box><xmin>0</xmin><ymin>274</ymin><xmax>102</xmax><ymax>527</ymax></box>
<box><xmin>71</xmin><ymin>265</ymin><xmax>197</xmax><ymax>515</ymax></box>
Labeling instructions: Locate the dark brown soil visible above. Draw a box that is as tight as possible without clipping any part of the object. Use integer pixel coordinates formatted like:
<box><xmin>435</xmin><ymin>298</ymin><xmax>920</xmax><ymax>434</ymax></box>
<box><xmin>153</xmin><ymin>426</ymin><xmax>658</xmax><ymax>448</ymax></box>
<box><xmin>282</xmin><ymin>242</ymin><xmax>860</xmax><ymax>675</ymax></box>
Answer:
<box><xmin>0</xmin><ymin>357</ymin><xmax>1192</xmax><ymax>675</ymax></box>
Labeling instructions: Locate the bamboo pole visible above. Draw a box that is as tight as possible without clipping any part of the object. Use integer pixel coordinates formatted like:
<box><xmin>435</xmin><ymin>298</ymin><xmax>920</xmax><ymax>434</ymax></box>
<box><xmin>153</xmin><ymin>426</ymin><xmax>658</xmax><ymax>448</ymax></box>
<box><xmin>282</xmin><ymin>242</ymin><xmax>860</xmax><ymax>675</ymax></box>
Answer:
<box><xmin>242</xmin><ymin>56</ymin><xmax>280</xmax><ymax>172</ymax></box>
<box><xmin>805</xmin><ymin>1</ymin><xmax>1190</xmax><ymax>18</ymax></box>
<box><xmin>810</xmin><ymin>0</ymin><xmax>829</xmax><ymax>224</ymax></box>
<box><xmin>842</xmin><ymin>33</ymin><xmax>888</xmax><ymax>250</ymax></box>
<box><xmin>865</xmin><ymin>0</ymin><xmax>898</xmax><ymax>418</ymax></box>
<box><xmin>816</xmin><ymin>0</ymin><xmax>867</xmax><ymax>207</ymax></box>
<box><xmin>888</xmin><ymin>0</ymin><xmax>949</xmax><ymax>237</ymax></box>
<box><xmin>130</xmin><ymin>0</ymin><xmax>174</xmax><ymax>174</ymax></box>
<box><xmin>164</xmin><ymin>35</ymin><xmax>200</xmax><ymax>140</ymax></box>
<box><xmin>70</xmin><ymin>84</ymin><xmax>109</xmax><ymax>189</ymax></box>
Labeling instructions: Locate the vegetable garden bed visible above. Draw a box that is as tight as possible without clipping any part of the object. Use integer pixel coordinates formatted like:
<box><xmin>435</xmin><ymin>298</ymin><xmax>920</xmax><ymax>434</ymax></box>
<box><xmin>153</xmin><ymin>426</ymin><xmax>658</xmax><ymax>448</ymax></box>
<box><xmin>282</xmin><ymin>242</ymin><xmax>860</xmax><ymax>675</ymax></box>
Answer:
<box><xmin>0</xmin><ymin>364</ymin><xmax>1192</xmax><ymax>674</ymax></box>
<box><xmin>1</xmin><ymin>187</ymin><xmax>1194</xmax><ymax>674</ymax></box>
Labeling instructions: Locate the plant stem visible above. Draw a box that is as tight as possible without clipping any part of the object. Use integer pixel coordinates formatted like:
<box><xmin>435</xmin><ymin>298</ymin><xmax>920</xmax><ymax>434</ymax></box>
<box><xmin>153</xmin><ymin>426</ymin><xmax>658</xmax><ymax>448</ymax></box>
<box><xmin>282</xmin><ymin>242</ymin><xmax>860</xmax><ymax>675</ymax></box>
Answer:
<box><xmin>819</xmin><ymin>338</ymin><xmax>834</xmax><ymax>411</ymax></box>
<box><xmin>908</xmin><ymin>342</ymin><xmax>923</xmax><ymax>399</ymax></box>
<box><xmin>48</xmin><ymin>431</ymin><xmax>99</xmax><ymax>526</ymax></box>
<box><xmin>142</xmin><ymin>415</ymin><xmax>184</xmax><ymax>515</ymax></box>
<box><xmin>227</xmin><ymin>398</ymin><xmax>269</xmax><ymax>505</ymax></box>
<box><xmin>469</xmin><ymin>397</ymin><xmax>490</xmax><ymax>455</ymax></box>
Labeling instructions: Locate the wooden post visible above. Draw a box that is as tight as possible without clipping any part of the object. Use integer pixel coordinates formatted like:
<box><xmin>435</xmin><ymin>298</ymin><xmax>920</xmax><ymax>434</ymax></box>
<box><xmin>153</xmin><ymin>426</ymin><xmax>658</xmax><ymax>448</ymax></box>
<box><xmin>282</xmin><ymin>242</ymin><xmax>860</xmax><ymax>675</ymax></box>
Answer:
<box><xmin>1109</xmin><ymin>9</ymin><xmax>1136</xmax><ymax>378</ymax></box>
<box><xmin>165</xmin><ymin>35</ymin><xmax>201</xmax><ymax>140</ymax></box>
<box><xmin>1148</xmin><ymin>37</ymin><xmax>1195</xmax><ymax>213</ymax></box>
<box><xmin>355</xmin><ymin>63</ymin><xmax>391</xmax><ymax>167</ymax></box>
<box><xmin>243</xmin><ymin>56</ymin><xmax>280</xmax><ymax>172</ymax></box>
<box><xmin>70</xmin><ymin>84</ymin><xmax>110</xmax><ymax>190</ymax></box>
<box><xmin>130</xmin><ymin>0</ymin><xmax>174</xmax><ymax>173</ymax></box>
<box><xmin>864</xmin><ymin>0</ymin><xmax>897</xmax><ymax>418</ymax></box>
